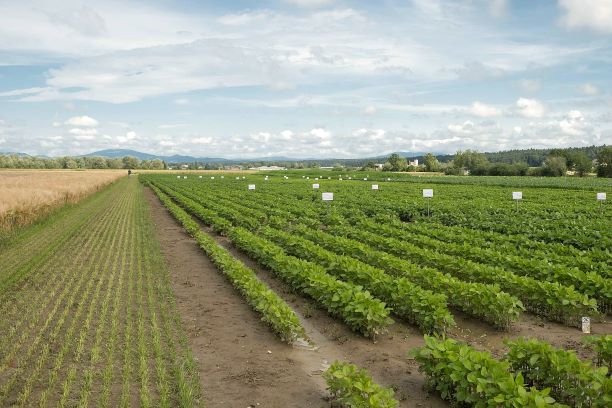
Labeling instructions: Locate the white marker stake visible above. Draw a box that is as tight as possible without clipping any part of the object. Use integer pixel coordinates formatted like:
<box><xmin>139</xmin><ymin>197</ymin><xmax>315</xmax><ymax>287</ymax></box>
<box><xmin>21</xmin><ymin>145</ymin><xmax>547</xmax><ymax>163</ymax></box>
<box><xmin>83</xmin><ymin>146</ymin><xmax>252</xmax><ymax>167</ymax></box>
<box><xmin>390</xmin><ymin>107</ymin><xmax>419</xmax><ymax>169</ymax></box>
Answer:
<box><xmin>322</xmin><ymin>192</ymin><xmax>334</xmax><ymax>201</ymax></box>
<box><xmin>423</xmin><ymin>189</ymin><xmax>433</xmax><ymax>217</ymax></box>
<box><xmin>582</xmin><ymin>317</ymin><xmax>591</xmax><ymax>333</ymax></box>
<box><xmin>177</xmin><ymin>175</ymin><xmax>181</xmax><ymax>179</ymax></box>
<box><xmin>313</xmin><ymin>183</ymin><xmax>320</xmax><ymax>189</ymax></box>
<box><xmin>199</xmin><ymin>175</ymin><xmax>202</xmax><ymax>179</ymax></box>
<box><xmin>248</xmin><ymin>184</ymin><xmax>256</xmax><ymax>190</ymax></box>
<box><xmin>328</xmin><ymin>177</ymin><xmax>331</xmax><ymax>180</ymax></box>
<box><xmin>387</xmin><ymin>178</ymin><xmax>391</xmax><ymax>181</ymax></box>
<box><xmin>363</xmin><ymin>178</ymin><xmax>367</xmax><ymax>181</ymax></box>
<box><xmin>315</xmin><ymin>178</ymin><xmax>319</xmax><ymax>181</ymax></box>
<box><xmin>372</xmin><ymin>184</ymin><xmax>379</xmax><ymax>190</ymax></box>
<box><xmin>242</xmin><ymin>176</ymin><xmax>246</xmax><ymax>179</ymax></box>
<box><xmin>211</xmin><ymin>176</ymin><xmax>215</xmax><ymax>180</ymax></box>
<box><xmin>183</xmin><ymin>176</ymin><xmax>187</xmax><ymax>179</ymax></box>
<box><xmin>221</xmin><ymin>176</ymin><xmax>224</xmax><ymax>179</ymax></box>
<box><xmin>306</xmin><ymin>177</ymin><xmax>310</xmax><ymax>180</ymax></box>
<box><xmin>513</xmin><ymin>191</ymin><xmax>522</xmax><ymax>210</ymax></box>
<box><xmin>597</xmin><ymin>192</ymin><xmax>606</xmax><ymax>201</ymax></box>
<box><xmin>339</xmin><ymin>178</ymin><xmax>343</xmax><ymax>181</ymax></box>
<box><xmin>236</xmin><ymin>176</ymin><xmax>240</xmax><ymax>180</ymax></box>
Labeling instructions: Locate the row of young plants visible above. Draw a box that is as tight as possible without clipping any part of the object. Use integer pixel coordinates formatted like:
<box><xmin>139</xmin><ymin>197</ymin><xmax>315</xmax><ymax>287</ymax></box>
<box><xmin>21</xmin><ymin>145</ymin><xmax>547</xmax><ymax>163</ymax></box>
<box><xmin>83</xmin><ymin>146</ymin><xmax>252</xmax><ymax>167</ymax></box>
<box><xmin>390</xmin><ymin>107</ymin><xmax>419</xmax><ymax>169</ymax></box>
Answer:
<box><xmin>505</xmin><ymin>338</ymin><xmax>611</xmax><ymax>407</ymax></box>
<box><xmin>178</xmin><ymin>184</ymin><xmax>523</xmax><ymax>330</ymax></box>
<box><xmin>353</xmin><ymin>217</ymin><xmax>611</xmax><ymax>312</ymax></box>
<box><xmin>323</xmin><ymin>361</ymin><xmax>399</xmax><ymax>408</ymax></box>
<box><xmin>289</xmin><ymin>224</ymin><xmax>523</xmax><ymax>330</ymax></box>
<box><xmin>258</xmin><ymin>226</ymin><xmax>455</xmax><ymax>333</ymax></box>
<box><xmin>583</xmin><ymin>335</ymin><xmax>612</xmax><ymax>373</ymax></box>
<box><xmin>147</xmin><ymin>176</ymin><xmax>601</xmax><ymax>325</ymax></box>
<box><xmin>157</xmin><ymin>179</ymin><xmax>460</xmax><ymax>333</ymax></box>
<box><xmin>149</xmin><ymin>180</ymin><xmax>393</xmax><ymax>338</ymax></box>
<box><xmin>327</xmin><ymin>224</ymin><xmax>599</xmax><ymax>327</ymax></box>
<box><xmin>375</xmin><ymin>216</ymin><xmax>611</xmax><ymax>278</ymax></box>
<box><xmin>147</xmin><ymin>182</ymin><xmax>306</xmax><ymax>344</ymax></box>
<box><xmin>411</xmin><ymin>336</ymin><xmax>564</xmax><ymax>407</ymax></box>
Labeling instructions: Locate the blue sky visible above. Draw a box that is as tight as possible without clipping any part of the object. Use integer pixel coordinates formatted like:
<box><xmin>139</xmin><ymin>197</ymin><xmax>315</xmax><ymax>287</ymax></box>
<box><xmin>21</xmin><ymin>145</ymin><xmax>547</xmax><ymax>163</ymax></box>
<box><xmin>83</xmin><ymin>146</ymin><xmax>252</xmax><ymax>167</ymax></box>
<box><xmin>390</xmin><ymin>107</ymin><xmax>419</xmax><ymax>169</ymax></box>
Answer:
<box><xmin>0</xmin><ymin>0</ymin><xmax>611</xmax><ymax>158</ymax></box>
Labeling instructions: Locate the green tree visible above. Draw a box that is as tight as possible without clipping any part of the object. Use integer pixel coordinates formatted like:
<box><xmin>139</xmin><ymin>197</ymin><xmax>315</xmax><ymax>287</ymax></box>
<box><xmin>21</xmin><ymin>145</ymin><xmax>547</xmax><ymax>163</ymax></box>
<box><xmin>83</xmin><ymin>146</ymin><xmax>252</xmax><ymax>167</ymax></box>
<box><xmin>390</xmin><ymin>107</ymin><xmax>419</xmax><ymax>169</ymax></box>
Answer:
<box><xmin>423</xmin><ymin>153</ymin><xmax>440</xmax><ymax>172</ymax></box>
<box><xmin>541</xmin><ymin>156</ymin><xmax>567</xmax><ymax>177</ymax></box>
<box><xmin>388</xmin><ymin>153</ymin><xmax>407</xmax><ymax>171</ymax></box>
<box><xmin>122</xmin><ymin>156</ymin><xmax>140</xmax><ymax>169</ymax></box>
<box><xmin>596</xmin><ymin>146</ymin><xmax>612</xmax><ymax>178</ymax></box>
<box><xmin>572</xmin><ymin>152</ymin><xmax>592</xmax><ymax>176</ymax></box>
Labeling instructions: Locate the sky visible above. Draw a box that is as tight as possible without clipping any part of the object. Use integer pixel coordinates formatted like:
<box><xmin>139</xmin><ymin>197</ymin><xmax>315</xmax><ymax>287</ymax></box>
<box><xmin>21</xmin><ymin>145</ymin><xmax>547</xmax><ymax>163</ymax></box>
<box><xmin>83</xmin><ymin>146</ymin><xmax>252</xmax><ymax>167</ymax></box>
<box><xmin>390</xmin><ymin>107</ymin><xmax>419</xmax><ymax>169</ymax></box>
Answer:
<box><xmin>0</xmin><ymin>0</ymin><xmax>611</xmax><ymax>159</ymax></box>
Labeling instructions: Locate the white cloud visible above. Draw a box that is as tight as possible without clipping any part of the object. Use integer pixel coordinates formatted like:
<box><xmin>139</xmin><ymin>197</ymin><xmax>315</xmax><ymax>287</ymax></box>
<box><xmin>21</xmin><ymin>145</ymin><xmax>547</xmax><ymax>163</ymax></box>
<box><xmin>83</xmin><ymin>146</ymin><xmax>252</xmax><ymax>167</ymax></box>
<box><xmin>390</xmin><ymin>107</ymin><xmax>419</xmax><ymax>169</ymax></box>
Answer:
<box><xmin>65</xmin><ymin>115</ymin><xmax>99</xmax><ymax>127</ymax></box>
<box><xmin>559</xmin><ymin>110</ymin><xmax>589</xmax><ymax>136</ymax></box>
<box><xmin>174</xmin><ymin>98</ymin><xmax>189</xmax><ymax>105</ymax></box>
<box><xmin>577</xmin><ymin>83</ymin><xmax>599</xmax><ymax>95</ymax></box>
<box><xmin>352</xmin><ymin>128</ymin><xmax>386</xmax><ymax>141</ymax></box>
<box><xmin>490</xmin><ymin>0</ymin><xmax>508</xmax><ymax>18</ymax></box>
<box><xmin>191</xmin><ymin>137</ymin><xmax>213</xmax><ymax>144</ymax></box>
<box><xmin>516</xmin><ymin>97</ymin><xmax>545</xmax><ymax>118</ymax></box>
<box><xmin>517</xmin><ymin>79</ymin><xmax>541</xmax><ymax>93</ymax></box>
<box><xmin>469</xmin><ymin>101</ymin><xmax>501</xmax><ymax>117</ymax></box>
<box><xmin>283</xmin><ymin>0</ymin><xmax>335</xmax><ymax>7</ymax></box>
<box><xmin>558</xmin><ymin>0</ymin><xmax>612</xmax><ymax>33</ymax></box>
<box><xmin>363</xmin><ymin>105</ymin><xmax>377</xmax><ymax>115</ymax></box>
<box><xmin>448</xmin><ymin>121</ymin><xmax>476</xmax><ymax>134</ymax></box>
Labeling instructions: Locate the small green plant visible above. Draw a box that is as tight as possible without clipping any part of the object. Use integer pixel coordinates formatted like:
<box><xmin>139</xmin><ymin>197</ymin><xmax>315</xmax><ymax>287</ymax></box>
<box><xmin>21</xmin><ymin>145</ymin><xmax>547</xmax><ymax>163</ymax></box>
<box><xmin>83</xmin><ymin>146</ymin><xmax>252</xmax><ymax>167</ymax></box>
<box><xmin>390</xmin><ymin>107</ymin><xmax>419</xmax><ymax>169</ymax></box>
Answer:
<box><xmin>323</xmin><ymin>361</ymin><xmax>399</xmax><ymax>408</ymax></box>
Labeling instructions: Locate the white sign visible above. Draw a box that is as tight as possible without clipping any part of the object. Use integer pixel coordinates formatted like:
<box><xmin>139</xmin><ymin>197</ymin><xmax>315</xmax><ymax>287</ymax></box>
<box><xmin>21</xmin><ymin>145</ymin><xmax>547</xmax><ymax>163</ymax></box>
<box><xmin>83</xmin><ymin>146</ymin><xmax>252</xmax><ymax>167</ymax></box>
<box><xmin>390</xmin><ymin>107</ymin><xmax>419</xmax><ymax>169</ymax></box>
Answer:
<box><xmin>582</xmin><ymin>317</ymin><xmax>591</xmax><ymax>333</ymax></box>
<box><xmin>183</xmin><ymin>176</ymin><xmax>187</xmax><ymax>179</ymax></box>
<box><xmin>221</xmin><ymin>176</ymin><xmax>224</xmax><ymax>179</ymax></box>
<box><xmin>387</xmin><ymin>178</ymin><xmax>391</xmax><ymax>181</ymax></box>
<box><xmin>242</xmin><ymin>176</ymin><xmax>246</xmax><ymax>179</ymax></box>
<box><xmin>312</xmin><ymin>183</ymin><xmax>320</xmax><ymax>189</ymax></box>
<box><xmin>423</xmin><ymin>189</ymin><xmax>433</xmax><ymax>198</ymax></box>
<box><xmin>236</xmin><ymin>176</ymin><xmax>240</xmax><ymax>180</ymax></box>
<box><xmin>322</xmin><ymin>192</ymin><xmax>334</xmax><ymax>201</ymax></box>
<box><xmin>248</xmin><ymin>184</ymin><xmax>256</xmax><ymax>190</ymax></box>
<box><xmin>512</xmin><ymin>191</ymin><xmax>523</xmax><ymax>200</ymax></box>
<box><xmin>199</xmin><ymin>176</ymin><xmax>202</xmax><ymax>178</ymax></box>
<box><xmin>211</xmin><ymin>176</ymin><xmax>215</xmax><ymax>180</ymax></box>
<box><xmin>348</xmin><ymin>177</ymin><xmax>352</xmax><ymax>180</ymax></box>
<box><xmin>597</xmin><ymin>192</ymin><xmax>606</xmax><ymax>201</ymax></box>
<box><xmin>363</xmin><ymin>178</ymin><xmax>368</xmax><ymax>181</ymax></box>
<box><xmin>372</xmin><ymin>184</ymin><xmax>379</xmax><ymax>190</ymax></box>
<box><xmin>328</xmin><ymin>177</ymin><xmax>331</xmax><ymax>180</ymax></box>
<box><xmin>315</xmin><ymin>178</ymin><xmax>319</xmax><ymax>181</ymax></box>
<box><xmin>339</xmin><ymin>177</ymin><xmax>343</xmax><ymax>181</ymax></box>
<box><xmin>306</xmin><ymin>177</ymin><xmax>310</xmax><ymax>180</ymax></box>
<box><xmin>177</xmin><ymin>175</ymin><xmax>181</xmax><ymax>179</ymax></box>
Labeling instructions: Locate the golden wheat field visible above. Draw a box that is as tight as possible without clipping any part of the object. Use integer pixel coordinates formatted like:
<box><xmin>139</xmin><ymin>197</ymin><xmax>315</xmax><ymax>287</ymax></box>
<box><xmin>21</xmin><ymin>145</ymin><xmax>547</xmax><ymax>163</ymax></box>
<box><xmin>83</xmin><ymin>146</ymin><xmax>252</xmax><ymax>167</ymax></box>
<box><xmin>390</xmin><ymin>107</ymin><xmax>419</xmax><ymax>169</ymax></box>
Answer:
<box><xmin>0</xmin><ymin>170</ymin><xmax>125</xmax><ymax>230</ymax></box>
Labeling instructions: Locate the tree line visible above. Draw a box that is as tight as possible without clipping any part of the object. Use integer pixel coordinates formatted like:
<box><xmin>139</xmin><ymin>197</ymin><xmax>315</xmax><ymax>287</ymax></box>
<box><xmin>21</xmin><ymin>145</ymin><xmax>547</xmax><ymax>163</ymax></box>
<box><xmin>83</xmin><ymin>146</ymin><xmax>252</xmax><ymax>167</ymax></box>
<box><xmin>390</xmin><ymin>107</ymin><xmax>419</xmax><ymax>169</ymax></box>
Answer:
<box><xmin>370</xmin><ymin>146</ymin><xmax>611</xmax><ymax>177</ymax></box>
<box><xmin>0</xmin><ymin>154</ymin><xmax>165</xmax><ymax>170</ymax></box>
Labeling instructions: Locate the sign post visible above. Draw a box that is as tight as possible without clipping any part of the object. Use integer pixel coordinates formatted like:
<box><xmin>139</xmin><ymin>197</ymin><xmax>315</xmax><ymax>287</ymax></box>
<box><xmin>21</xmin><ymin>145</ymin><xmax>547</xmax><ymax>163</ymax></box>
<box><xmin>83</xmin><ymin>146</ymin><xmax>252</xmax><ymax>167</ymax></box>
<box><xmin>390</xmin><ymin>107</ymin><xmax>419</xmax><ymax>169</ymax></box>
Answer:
<box><xmin>372</xmin><ymin>184</ymin><xmax>379</xmax><ymax>191</ymax></box>
<box><xmin>422</xmin><ymin>189</ymin><xmax>433</xmax><ymax>217</ymax></box>
<box><xmin>512</xmin><ymin>191</ymin><xmax>522</xmax><ymax>211</ymax></box>
<box><xmin>248</xmin><ymin>184</ymin><xmax>256</xmax><ymax>190</ymax></box>
<box><xmin>597</xmin><ymin>192</ymin><xmax>606</xmax><ymax>211</ymax></box>
<box><xmin>582</xmin><ymin>317</ymin><xmax>591</xmax><ymax>334</ymax></box>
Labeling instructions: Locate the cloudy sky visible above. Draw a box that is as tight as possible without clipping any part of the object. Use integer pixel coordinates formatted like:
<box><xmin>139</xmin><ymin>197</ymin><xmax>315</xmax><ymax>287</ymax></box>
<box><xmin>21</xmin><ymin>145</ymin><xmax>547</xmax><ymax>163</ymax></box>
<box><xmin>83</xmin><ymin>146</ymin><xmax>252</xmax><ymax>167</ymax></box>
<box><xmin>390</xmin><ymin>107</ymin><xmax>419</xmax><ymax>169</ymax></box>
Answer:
<box><xmin>1</xmin><ymin>0</ymin><xmax>611</xmax><ymax>158</ymax></box>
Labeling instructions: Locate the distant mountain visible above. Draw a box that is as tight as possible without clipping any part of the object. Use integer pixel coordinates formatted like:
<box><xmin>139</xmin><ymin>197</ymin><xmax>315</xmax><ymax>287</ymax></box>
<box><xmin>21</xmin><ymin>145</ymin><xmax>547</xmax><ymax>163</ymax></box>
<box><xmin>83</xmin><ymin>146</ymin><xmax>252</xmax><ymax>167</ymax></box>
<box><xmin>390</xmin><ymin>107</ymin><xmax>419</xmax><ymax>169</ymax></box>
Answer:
<box><xmin>83</xmin><ymin>149</ymin><xmax>229</xmax><ymax>163</ymax></box>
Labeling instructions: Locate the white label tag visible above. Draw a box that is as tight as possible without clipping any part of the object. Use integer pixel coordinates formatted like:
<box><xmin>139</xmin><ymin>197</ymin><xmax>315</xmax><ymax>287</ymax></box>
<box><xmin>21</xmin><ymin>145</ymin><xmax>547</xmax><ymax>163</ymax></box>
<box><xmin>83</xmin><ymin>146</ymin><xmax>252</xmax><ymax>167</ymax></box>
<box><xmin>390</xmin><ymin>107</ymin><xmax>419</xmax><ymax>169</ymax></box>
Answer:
<box><xmin>211</xmin><ymin>176</ymin><xmax>215</xmax><ymax>179</ymax></box>
<box><xmin>363</xmin><ymin>178</ymin><xmax>367</xmax><ymax>181</ymax></box>
<box><xmin>183</xmin><ymin>176</ymin><xmax>187</xmax><ymax>179</ymax></box>
<box><xmin>177</xmin><ymin>176</ymin><xmax>181</xmax><ymax>179</ymax></box>
<box><xmin>372</xmin><ymin>184</ymin><xmax>379</xmax><ymax>190</ymax></box>
<box><xmin>313</xmin><ymin>183</ymin><xmax>320</xmax><ymax>189</ymax></box>
<box><xmin>199</xmin><ymin>176</ymin><xmax>202</xmax><ymax>178</ymax></box>
<box><xmin>597</xmin><ymin>192</ymin><xmax>606</xmax><ymax>201</ymax></box>
<box><xmin>423</xmin><ymin>189</ymin><xmax>433</xmax><ymax>198</ymax></box>
<box><xmin>248</xmin><ymin>184</ymin><xmax>256</xmax><ymax>190</ymax></box>
<box><xmin>315</xmin><ymin>178</ymin><xmax>319</xmax><ymax>181</ymax></box>
<box><xmin>236</xmin><ymin>177</ymin><xmax>240</xmax><ymax>180</ymax></box>
<box><xmin>322</xmin><ymin>192</ymin><xmax>334</xmax><ymax>201</ymax></box>
<box><xmin>513</xmin><ymin>191</ymin><xmax>522</xmax><ymax>200</ymax></box>
<box><xmin>582</xmin><ymin>317</ymin><xmax>591</xmax><ymax>333</ymax></box>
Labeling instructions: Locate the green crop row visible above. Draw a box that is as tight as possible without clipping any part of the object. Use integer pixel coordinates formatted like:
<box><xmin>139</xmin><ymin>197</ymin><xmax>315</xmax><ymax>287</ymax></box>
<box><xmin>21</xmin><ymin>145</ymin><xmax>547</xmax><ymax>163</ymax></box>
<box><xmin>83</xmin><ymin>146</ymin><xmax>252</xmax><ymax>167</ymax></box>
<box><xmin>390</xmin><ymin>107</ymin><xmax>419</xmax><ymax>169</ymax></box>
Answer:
<box><xmin>259</xmin><ymin>226</ymin><xmax>455</xmax><ymax>334</ymax></box>
<box><xmin>584</xmin><ymin>335</ymin><xmax>612</xmax><ymax>373</ymax></box>
<box><xmin>328</xmin><ymin>224</ymin><xmax>599</xmax><ymax>327</ymax></box>
<box><xmin>411</xmin><ymin>336</ymin><xmax>564</xmax><ymax>407</ymax></box>
<box><xmin>150</xmin><ymin>180</ymin><xmax>393</xmax><ymax>338</ymax></box>
<box><xmin>353</xmin><ymin>216</ymin><xmax>611</xmax><ymax>311</ymax></box>
<box><xmin>147</xmin><ymin>182</ymin><xmax>306</xmax><ymax>344</ymax></box>
<box><xmin>323</xmin><ymin>361</ymin><xmax>399</xmax><ymax>408</ymax></box>
<box><xmin>290</xmin><ymin>224</ymin><xmax>523</xmax><ymax>329</ymax></box>
<box><xmin>154</xmin><ymin>179</ymin><xmax>456</xmax><ymax>333</ymax></box>
<box><xmin>505</xmin><ymin>338</ymin><xmax>611</xmax><ymax>407</ymax></box>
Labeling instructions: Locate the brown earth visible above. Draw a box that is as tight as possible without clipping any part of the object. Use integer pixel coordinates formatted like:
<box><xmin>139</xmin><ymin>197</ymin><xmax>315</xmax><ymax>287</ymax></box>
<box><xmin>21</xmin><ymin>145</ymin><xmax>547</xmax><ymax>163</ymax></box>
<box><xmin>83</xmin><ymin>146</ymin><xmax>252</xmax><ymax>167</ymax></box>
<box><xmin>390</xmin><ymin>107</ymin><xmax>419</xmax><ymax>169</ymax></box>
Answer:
<box><xmin>144</xmin><ymin>187</ymin><xmax>610</xmax><ymax>407</ymax></box>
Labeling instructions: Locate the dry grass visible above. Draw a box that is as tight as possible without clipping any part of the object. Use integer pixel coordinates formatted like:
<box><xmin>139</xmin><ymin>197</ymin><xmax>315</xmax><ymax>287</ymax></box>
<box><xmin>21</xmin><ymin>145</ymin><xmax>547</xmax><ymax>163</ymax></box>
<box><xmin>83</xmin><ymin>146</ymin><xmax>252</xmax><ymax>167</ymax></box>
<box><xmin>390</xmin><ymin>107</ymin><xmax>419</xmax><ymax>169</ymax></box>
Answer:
<box><xmin>0</xmin><ymin>170</ymin><xmax>124</xmax><ymax>231</ymax></box>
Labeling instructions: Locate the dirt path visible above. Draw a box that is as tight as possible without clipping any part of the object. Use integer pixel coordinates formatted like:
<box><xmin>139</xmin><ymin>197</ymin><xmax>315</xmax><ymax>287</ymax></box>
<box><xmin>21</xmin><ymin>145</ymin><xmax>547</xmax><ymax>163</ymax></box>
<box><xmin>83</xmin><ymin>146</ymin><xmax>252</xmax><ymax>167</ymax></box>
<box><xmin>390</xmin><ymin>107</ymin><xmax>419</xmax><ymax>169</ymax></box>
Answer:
<box><xmin>145</xmin><ymin>188</ymin><xmax>326</xmax><ymax>407</ymax></box>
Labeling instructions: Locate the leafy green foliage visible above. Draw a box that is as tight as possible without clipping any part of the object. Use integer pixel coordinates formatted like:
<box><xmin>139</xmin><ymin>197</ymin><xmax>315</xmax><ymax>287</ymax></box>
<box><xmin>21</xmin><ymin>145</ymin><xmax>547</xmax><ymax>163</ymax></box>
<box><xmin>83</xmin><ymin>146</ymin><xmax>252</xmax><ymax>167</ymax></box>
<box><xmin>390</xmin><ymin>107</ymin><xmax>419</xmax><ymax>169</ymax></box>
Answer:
<box><xmin>583</xmin><ymin>335</ymin><xmax>612</xmax><ymax>373</ymax></box>
<box><xmin>505</xmin><ymin>338</ymin><xmax>611</xmax><ymax>407</ymax></box>
<box><xmin>411</xmin><ymin>336</ymin><xmax>564</xmax><ymax>407</ymax></box>
<box><xmin>323</xmin><ymin>361</ymin><xmax>399</xmax><ymax>408</ymax></box>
